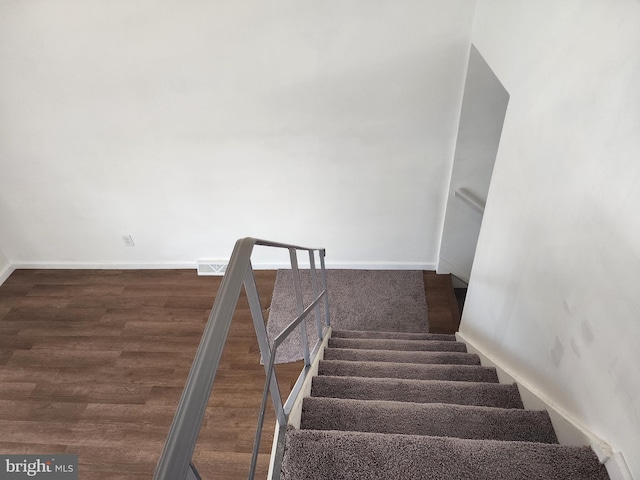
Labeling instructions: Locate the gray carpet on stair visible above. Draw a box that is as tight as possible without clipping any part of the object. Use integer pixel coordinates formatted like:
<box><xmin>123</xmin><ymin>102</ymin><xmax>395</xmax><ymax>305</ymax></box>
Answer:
<box><xmin>312</xmin><ymin>376</ymin><xmax>524</xmax><ymax>409</ymax></box>
<box><xmin>319</xmin><ymin>360</ymin><xmax>499</xmax><ymax>383</ymax></box>
<box><xmin>328</xmin><ymin>337</ymin><xmax>468</xmax><ymax>352</ymax></box>
<box><xmin>323</xmin><ymin>347</ymin><xmax>481</xmax><ymax>365</ymax></box>
<box><xmin>301</xmin><ymin>397</ymin><xmax>558</xmax><ymax>443</ymax></box>
<box><xmin>282</xmin><ymin>429</ymin><xmax>609</xmax><ymax>480</ymax></box>
<box><xmin>282</xmin><ymin>325</ymin><xmax>609</xmax><ymax>480</ymax></box>
<box><xmin>267</xmin><ymin>270</ymin><xmax>428</xmax><ymax>363</ymax></box>
<box><xmin>332</xmin><ymin>329</ymin><xmax>456</xmax><ymax>341</ymax></box>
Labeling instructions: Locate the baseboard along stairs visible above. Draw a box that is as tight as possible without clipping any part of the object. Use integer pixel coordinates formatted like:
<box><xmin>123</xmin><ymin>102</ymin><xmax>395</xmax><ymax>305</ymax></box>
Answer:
<box><xmin>280</xmin><ymin>329</ymin><xmax>610</xmax><ymax>480</ymax></box>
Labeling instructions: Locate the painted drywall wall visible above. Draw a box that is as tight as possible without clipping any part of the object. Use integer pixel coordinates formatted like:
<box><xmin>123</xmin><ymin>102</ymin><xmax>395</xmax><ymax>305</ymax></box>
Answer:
<box><xmin>0</xmin><ymin>247</ymin><xmax>8</xmax><ymax>270</ymax></box>
<box><xmin>438</xmin><ymin>45</ymin><xmax>509</xmax><ymax>283</ymax></box>
<box><xmin>0</xmin><ymin>247</ymin><xmax>11</xmax><ymax>285</ymax></box>
<box><xmin>0</xmin><ymin>0</ymin><xmax>476</xmax><ymax>268</ymax></box>
<box><xmin>462</xmin><ymin>0</ymin><xmax>640</xmax><ymax>476</ymax></box>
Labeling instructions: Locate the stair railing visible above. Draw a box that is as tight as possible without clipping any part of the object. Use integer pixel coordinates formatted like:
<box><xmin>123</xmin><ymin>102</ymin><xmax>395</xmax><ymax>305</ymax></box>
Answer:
<box><xmin>153</xmin><ymin>237</ymin><xmax>331</xmax><ymax>480</ymax></box>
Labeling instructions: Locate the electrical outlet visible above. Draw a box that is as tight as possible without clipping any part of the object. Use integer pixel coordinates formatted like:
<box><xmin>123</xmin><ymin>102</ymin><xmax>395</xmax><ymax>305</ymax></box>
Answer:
<box><xmin>121</xmin><ymin>235</ymin><xmax>135</xmax><ymax>247</ymax></box>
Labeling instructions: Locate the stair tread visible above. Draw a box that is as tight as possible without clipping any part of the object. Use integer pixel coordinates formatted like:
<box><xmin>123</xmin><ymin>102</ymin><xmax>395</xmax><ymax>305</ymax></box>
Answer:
<box><xmin>301</xmin><ymin>397</ymin><xmax>558</xmax><ymax>443</ymax></box>
<box><xmin>319</xmin><ymin>359</ymin><xmax>499</xmax><ymax>383</ymax></box>
<box><xmin>328</xmin><ymin>337</ymin><xmax>467</xmax><ymax>353</ymax></box>
<box><xmin>282</xmin><ymin>429</ymin><xmax>609</xmax><ymax>480</ymax></box>
<box><xmin>332</xmin><ymin>329</ymin><xmax>457</xmax><ymax>341</ymax></box>
<box><xmin>324</xmin><ymin>347</ymin><xmax>481</xmax><ymax>365</ymax></box>
<box><xmin>311</xmin><ymin>375</ymin><xmax>524</xmax><ymax>409</ymax></box>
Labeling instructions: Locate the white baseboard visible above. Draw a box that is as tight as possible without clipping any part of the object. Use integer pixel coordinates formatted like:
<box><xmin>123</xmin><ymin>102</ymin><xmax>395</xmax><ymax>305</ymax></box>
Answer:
<box><xmin>606</xmin><ymin>452</ymin><xmax>635</xmax><ymax>480</ymax></box>
<box><xmin>197</xmin><ymin>261</ymin><xmax>437</xmax><ymax>276</ymax></box>
<box><xmin>10</xmin><ymin>261</ymin><xmax>436</xmax><ymax>274</ymax></box>
<box><xmin>10</xmin><ymin>261</ymin><xmax>197</xmax><ymax>270</ymax></box>
<box><xmin>456</xmin><ymin>331</ymin><xmax>634</xmax><ymax>480</ymax></box>
<box><xmin>253</xmin><ymin>261</ymin><xmax>436</xmax><ymax>271</ymax></box>
<box><xmin>325</xmin><ymin>262</ymin><xmax>436</xmax><ymax>270</ymax></box>
<box><xmin>0</xmin><ymin>263</ymin><xmax>15</xmax><ymax>286</ymax></box>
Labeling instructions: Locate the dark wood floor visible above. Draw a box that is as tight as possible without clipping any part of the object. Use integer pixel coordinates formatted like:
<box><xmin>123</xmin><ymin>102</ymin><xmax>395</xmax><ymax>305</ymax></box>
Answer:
<box><xmin>423</xmin><ymin>271</ymin><xmax>461</xmax><ymax>334</ymax></box>
<box><xmin>0</xmin><ymin>269</ymin><xmax>460</xmax><ymax>479</ymax></box>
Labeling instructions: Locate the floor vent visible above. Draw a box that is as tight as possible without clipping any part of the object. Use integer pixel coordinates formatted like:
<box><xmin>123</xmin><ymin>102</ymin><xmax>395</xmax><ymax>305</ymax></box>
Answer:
<box><xmin>197</xmin><ymin>260</ymin><xmax>228</xmax><ymax>276</ymax></box>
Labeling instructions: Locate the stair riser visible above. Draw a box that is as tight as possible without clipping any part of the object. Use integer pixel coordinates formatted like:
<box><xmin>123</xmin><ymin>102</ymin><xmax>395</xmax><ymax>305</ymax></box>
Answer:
<box><xmin>312</xmin><ymin>376</ymin><xmax>524</xmax><ymax>409</ymax></box>
<box><xmin>323</xmin><ymin>348</ymin><xmax>481</xmax><ymax>365</ymax></box>
<box><xmin>301</xmin><ymin>398</ymin><xmax>558</xmax><ymax>443</ymax></box>
<box><xmin>318</xmin><ymin>360</ymin><xmax>499</xmax><ymax>383</ymax></box>
<box><xmin>331</xmin><ymin>330</ymin><xmax>457</xmax><ymax>341</ymax></box>
<box><xmin>328</xmin><ymin>338</ymin><xmax>467</xmax><ymax>353</ymax></box>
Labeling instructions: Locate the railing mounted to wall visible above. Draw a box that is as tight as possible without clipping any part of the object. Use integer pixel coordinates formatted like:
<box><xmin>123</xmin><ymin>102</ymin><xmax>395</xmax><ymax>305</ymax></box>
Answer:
<box><xmin>454</xmin><ymin>187</ymin><xmax>486</xmax><ymax>214</ymax></box>
<box><xmin>153</xmin><ymin>238</ymin><xmax>331</xmax><ymax>480</ymax></box>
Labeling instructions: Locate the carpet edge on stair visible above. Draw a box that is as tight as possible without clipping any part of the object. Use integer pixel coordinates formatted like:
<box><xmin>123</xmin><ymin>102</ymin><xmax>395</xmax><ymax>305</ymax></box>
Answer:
<box><xmin>318</xmin><ymin>359</ymin><xmax>499</xmax><ymax>383</ymax></box>
<box><xmin>323</xmin><ymin>347</ymin><xmax>482</xmax><ymax>365</ymax></box>
<box><xmin>300</xmin><ymin>397</ymin><xmax>558</xmax><ymax>443</ymax></box>
<box><xmin>282</xmin><ymin>428</ymin><xmax>609</xmax><ymax>480</ymax></box>
<box><xmin>311</xmin><ymin>375</ymin><xmax>525</xmax><ymax>409</ymax></box>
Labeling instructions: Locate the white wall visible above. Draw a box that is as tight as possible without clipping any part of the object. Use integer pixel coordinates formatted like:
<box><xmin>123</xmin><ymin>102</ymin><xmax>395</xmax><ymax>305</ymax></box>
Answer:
<box><xmin>438</xmin><ymin>46</ymin><xmax>509</xmax><ymax>283</ymax></box>
<box><xmin>462</xmin><ymin>0</ymin><xmax>640</xmax><ymax>476</ymax></box>
<box><xmin>0</xmin><ymin>247</ymin><xmax>12</xmax><ymax>285</ymax></box>
<box><xmin>0</xmin><ymin>0</ymin><xmax>476</xmax><ymax>268</ymax></box>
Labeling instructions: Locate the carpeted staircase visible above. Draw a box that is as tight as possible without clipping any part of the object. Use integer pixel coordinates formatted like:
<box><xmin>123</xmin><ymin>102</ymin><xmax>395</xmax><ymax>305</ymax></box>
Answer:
<box><xmin>281</xmin><ymin>329</ymin><xmax>610</xmax><ymax>480</ymax></box>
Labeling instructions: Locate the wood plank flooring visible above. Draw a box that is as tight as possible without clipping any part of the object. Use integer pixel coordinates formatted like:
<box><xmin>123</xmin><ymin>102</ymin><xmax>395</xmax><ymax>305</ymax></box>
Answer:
<box><xmin>424</xmin><ymin>271</ymin><xmax>461</xmax><ymax>334</ymax></box>
<box><xmin>0</xmin><ymin>269</ymin><xmax>459</xmax><ymax>479</ymax></box>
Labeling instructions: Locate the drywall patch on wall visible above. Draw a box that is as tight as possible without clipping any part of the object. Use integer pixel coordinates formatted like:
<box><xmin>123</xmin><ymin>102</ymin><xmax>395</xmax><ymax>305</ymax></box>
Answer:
<box><xmin>550</xmin><ymin>337</ymin><xmax>564</xmax><ymax>368</ymax></box>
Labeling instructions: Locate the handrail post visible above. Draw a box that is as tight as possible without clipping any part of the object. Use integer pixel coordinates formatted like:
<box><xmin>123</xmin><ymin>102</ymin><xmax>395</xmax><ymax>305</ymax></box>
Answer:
<box><xmin>153</xmin><ymin>238</ymin><xmax>255</xmax><ymax>480</ymax></box>
<box><xmin>243</xmin><ymin>265</ymin><xmax>287</xmax><ymax>480</ymax></box>
<box><xmin>154</xmin><ymin>238</ymin><xmax>331</xmax><ymax>480</ymax></box>
<box><xmin>243</xmin><ymin>265</ymin><xmax>286</xmax><ymax>424</ymax></box>
<box><xmin>319</xmin><ymin>249</ymin><xmax>331</xmax><ymax>327</ymax></box>
<box><xmin>289</xmin><ymin>248</ymin><xmax>311</xmax><ymax>366</ymax></box>
<box><xmin>187</xmin><ymin>463</ymin><xmax>202</xmax><ymax>480</ymax></box>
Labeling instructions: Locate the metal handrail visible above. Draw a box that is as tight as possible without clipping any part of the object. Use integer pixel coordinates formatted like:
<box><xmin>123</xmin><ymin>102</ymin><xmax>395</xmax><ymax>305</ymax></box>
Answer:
<box><xmin>153</xmin><ymin>237</ymin><xmax>330</xmax><ymax>480</ymax></box>
<box><xmin>454</xmin><ymin>187</ymin><xmax>486</xmax><ymax>214</ymax></box>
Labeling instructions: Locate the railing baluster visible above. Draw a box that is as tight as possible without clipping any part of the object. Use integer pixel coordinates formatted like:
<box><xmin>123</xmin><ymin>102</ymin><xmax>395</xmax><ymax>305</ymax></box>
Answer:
<box><xmin>308</xmin><ymin>250</ymin><xmax>323</xmax><ymax>341</ymax></box>
<box><xmin>243</xmin><ymin>265</ymin><xmax>286</xmax><ymax>424</ymax></box>
<box><xmin>289</xmin><ymin>248</ymin><xmax>311</xmax><ymax>366</ymax></box>
<box><xmin>187</xmin><ymin>463</ymin><xmax>202</xmax><ymax>480</ymax></box>
<box><xmin>243</xmin><ymin>264</ymin><xmax>290</xmax><ymax>480</ymax></box>
<box><xmin>251</xmin><ymin>349</ymin><xmax>281</xmax><ymax>479</ymax></box>
<box><xmin>319</xmin><ymin>249</ymin><xmax>331</xmax><ymax>327</ymax></box>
